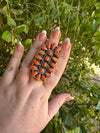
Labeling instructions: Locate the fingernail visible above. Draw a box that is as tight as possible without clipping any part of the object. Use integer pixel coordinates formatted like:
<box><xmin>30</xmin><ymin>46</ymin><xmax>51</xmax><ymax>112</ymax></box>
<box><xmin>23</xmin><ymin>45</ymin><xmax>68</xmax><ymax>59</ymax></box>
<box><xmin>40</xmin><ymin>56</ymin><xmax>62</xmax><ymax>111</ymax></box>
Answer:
<box><xmin>18</xmin><ymin>41</ymin><xmax>23</xmax><ymax>46</ymax></box>
<box><xmin>66</xmin><ymin>95</ymin><xmax>74</xmax><ymax>101</ymax></box>
<box><xmin>39</xmin><ymin>30</ymin><xmax>47</xmax><ymax>42</ymax></box>
<box><xmin>17</xmin><ymin>41</ymin><xmax>23</xmax><ymax>49</ymax></box>
<box><xmin>51</xmin><ymin>27</ymin><xmax>60</xmax><ymax>40</ymax></box>
<box><xmin>65</xmin><ymin>38</ymin><xmax>70</xmax><ymax>43</ymax></box>
<box><xmin>70</xmin><ymin>96</ymin><xmax>74</xmax><ymax>100</ymax></box>
<box><xmin>55</xmin><ymin>27</ymin><xmax>60</xmax><ymax>31</ymax></box>
<box><xmin>41</xmin><ymin>30</ymin><xmax>47</xmax><ymax>35</ymax></box>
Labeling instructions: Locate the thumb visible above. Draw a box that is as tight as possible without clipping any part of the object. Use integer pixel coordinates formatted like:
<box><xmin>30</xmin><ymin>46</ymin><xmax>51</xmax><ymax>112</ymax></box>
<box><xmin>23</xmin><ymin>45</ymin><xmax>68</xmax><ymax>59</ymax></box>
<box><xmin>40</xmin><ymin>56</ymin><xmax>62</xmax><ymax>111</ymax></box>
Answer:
<box><xmin>47</xmin><ymin>93</ymin><xmax>74</xmax><ymax>122</ymax></box>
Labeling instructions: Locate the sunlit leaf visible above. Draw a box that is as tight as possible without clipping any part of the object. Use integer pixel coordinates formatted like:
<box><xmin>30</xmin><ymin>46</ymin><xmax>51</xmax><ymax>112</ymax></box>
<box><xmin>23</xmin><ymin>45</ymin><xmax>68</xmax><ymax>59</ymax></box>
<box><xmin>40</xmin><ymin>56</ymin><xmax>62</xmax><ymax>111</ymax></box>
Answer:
<box><xmin>0</xmin><ymin>8</ymin><xmax>6</xmax><ymax>16</ymax></box>
<box><xmin>22</xmin><ymin>39</ymin><xmax>32</xmax><ymax>50</ymax></box>
<box><xmin>96</xmin><ymin>101</ymin><xmax>100</xmax><ymax>110</ymax></box>
<box><xmin>2</xmin><ymin>30</ymin><xmax>12</xmax><ymax>42</ymax></box>
<box><xmin>72</xmin><ymin>127</ymin><xmax>80</xmax><ymax>133</ymax></box>
<box><xmin>16</xmin><ymin>24</ymin><xmax>26</xmax><ymax>33</ymax></box>
<box><xmin>92</xmin><ymin>20</ymin><xmax>99</xmax><ymax>31</ymax></box>
<box><xmin>7</xmin><ymin>14</ymin><xmax>16</xmax><ymax>26</ymax></box>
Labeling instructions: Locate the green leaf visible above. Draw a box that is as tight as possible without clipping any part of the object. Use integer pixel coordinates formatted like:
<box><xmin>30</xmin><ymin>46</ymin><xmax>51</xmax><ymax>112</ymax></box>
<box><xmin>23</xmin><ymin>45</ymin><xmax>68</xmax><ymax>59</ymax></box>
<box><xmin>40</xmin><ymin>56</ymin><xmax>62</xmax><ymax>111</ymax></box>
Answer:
<box><xmin>98</xmin><ymin>48</ymin><xmax>100</xmax><ymax>56</ymax></box>
<box><xmin>51</xmin><ymin>7</ymin><xmax>58</xmax><ymax>19</ymax></box>
<box><xmin>22</xmin><ymin>39</ymin><xmax>32</xmax><ymax>50</ymax></box>
<box><xmin>24</xmin><ymin>26</ymin><xmax>29</xmax><ymax>34</ymax></box>
<box><xmin>15</xmin><ymin>18</ymin><xmax>24</xmax><ymax>21</ymax></box>
<box><xmin>92</xmin><ymin>20</ymin><xmax>99</xmax><ymax>31</ymax></box>
<box><xmin>10</xmin><ymin>47</ymin><xmax>14</xmax><ymax>55</ymax></box>
<box><xmin>96</xmin><ymin>101</ymin><xmax>100</xmax><ymax>110</ymax></box>
<box><xmin>0</xmin><ymin>8</ymin><xmax>6</xmax><ymax>16</ymax></box>
<box><xmin>2</xmin><ymin>30</ymin><xmax>12</xmax><ymax>42</ymax></box>
<box><xmin>16</xmin><ymin>24</ymin><xmax>27</xmax><ymax>33</ymax></box>
<box><xmin>34</xmin><ymin>13</ymin><xmax>45</xmax><ymax>26</ymax></box>
<box><xmin>80</xmin><ymin>124</ymin><xmax>87</xmax><ymax>133</ymax></box>
<box><xmin>65</xmin><ymin>115</ymin><xmax>71</xmax><ymax>127</ymax></box>
<box><xmin>63</xmin><ymin>126</ymin><xmax>69</xmax><ymax>133</ymax></box>
<box><xmin>72</xmin><ymin>127</ymin><xmax>80</xmax><ymax>133</ymax></box>
<box><xmin>7</xmin><ymin>14</ymin><xmax>16</xmax><ymax>26</ymax></box>
<box><xmin>11</xmin><ymin>9</ymin><xmax>23</xmax><ymax>15</ymax></box>
<box><xmin>24</xmin><ymin>39</ymin><xmax>32</xmax><ymax>44</ymax></box>
<box><xmin>0</xmin><ymin>6</ymin><xmax>8</xmax><ymax>16</ymax></box>
<box><xmin>3</xmin><ymin>6</ymin><xmax>7</xmax><ymax>13</ymax></box>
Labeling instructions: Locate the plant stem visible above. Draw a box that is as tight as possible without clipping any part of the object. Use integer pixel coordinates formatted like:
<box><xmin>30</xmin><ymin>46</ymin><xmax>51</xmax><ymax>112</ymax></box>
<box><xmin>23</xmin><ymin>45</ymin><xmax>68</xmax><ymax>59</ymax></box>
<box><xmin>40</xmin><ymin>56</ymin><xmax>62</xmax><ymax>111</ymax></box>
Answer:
<box><xmin>6</xmin><ymin>0</ymin><xmax>9</xmax><ymax>10</ymax></box>
<box><xmin>65</xmin><ymin>0</ymin><xmax>74</xmax><ymax>38</ymax></box>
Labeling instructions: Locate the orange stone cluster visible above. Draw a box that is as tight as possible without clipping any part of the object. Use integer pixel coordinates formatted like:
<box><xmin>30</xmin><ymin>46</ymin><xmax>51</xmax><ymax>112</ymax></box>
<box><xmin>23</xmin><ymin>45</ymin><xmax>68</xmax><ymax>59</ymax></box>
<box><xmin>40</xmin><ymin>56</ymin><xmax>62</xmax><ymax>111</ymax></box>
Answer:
<box><xmin>30</xmin><ymin>41</ymin><xmax>61</xmax><ymax>82</ymax></box>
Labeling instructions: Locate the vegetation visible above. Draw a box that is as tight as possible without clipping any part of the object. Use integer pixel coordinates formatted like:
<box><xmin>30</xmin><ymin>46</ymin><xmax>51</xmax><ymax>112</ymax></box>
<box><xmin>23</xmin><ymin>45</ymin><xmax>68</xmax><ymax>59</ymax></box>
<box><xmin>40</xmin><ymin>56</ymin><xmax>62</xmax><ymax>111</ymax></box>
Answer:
<box><xmin>0</xmin><ymin>0</ymin><xmax>100</xmax><ymax>132</ymax></box>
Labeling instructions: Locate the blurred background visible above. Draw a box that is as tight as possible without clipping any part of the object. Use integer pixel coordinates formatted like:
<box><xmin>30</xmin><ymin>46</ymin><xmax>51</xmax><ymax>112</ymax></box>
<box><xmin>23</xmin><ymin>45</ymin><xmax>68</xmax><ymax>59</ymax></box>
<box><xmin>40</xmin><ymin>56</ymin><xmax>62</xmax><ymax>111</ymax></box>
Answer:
<box><xmin>0</xmin><ymin>0</ymin><xmax>100</xmax><ymax>132</ymax></box>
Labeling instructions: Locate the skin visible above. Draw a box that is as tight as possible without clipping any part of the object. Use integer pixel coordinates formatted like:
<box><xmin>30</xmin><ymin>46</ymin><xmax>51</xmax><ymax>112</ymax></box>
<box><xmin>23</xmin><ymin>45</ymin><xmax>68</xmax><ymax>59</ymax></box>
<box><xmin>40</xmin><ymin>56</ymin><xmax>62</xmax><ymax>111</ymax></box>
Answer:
<box><xmin>0</xmin><ymin>28</ymin><xmax>72</xmax><ymax>133</ymax></box>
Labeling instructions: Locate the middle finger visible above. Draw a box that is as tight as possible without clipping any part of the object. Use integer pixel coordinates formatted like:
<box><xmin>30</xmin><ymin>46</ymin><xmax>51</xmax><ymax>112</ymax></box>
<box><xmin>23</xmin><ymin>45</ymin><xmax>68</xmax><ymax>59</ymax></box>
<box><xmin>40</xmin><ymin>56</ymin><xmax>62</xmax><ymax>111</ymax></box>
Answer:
<box><xmin>29</xmin><ymin>27</ymin><xmax>61</xmax><ymax>86</ymax></box>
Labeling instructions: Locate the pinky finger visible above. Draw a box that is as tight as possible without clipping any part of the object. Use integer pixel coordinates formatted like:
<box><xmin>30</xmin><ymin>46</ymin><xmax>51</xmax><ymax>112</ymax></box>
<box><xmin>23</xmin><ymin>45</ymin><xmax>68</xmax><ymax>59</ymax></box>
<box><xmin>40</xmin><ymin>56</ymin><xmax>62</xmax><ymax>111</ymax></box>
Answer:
<box><xmin>1</xmin><ymin>42</ymin><xmax>24</xmax><ymax>85</ymax></box>
<box><xmin>47</xmin><ymin>93</ymin><xmax>74</xmax><ymax>123</ymax></box>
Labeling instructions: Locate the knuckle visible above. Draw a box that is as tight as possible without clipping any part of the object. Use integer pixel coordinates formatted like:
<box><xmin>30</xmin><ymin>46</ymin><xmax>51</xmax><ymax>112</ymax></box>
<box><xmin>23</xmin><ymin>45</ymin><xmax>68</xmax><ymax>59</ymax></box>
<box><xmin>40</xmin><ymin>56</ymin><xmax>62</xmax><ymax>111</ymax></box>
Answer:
<box><xmin>54</xmin><ymin>68</ymin><xmax>62</xmax><ymax>77</ymax></box>
<box><xmin>13</xmin><ymin>49</ymin><xmax>21</xmax><ymax>58</ymax></box>
<box><xmin>6</xmin><ymin>66</ymin><xmax>14</xmax><ymax>72</ymax></box>
<box><xmin>57</xmin><ymin>100</ymin><xmax>61</xmax><ymax>108</ymax></box>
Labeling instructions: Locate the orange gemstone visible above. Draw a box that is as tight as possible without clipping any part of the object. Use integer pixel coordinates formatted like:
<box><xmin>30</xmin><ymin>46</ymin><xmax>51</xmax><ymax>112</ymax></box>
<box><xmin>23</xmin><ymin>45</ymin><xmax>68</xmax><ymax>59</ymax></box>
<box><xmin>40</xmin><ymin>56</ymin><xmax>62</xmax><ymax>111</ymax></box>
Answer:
<box><xmin>42</xmin><ymin>62</ymin><xmax>47</xmax><ymax>67</ymax></box>
<box><xmin>48</xmin><ymin>50</ymin><xmax>52</xmax><ymax>55</ymax></box>
<box><xmin>41</xmin><ymin>44</ymin><xmax>47</xmax><ymax>50</ymax></box>
<box><xmin>30</xmin><ymin>65</ymin><xmax>38</xmax><ymax>70</ymax></box>
<box><xmin>35</xmin><ymin>74</ymin><xmax>41</xmax><ymax>81</ymax></box>
<box><xmin>47</xmin><ymin>41</ymin><xmax>51</xmax><ymax>49</ymax></box>
<box><xmin>47</xmin><ymin>68</ymin><xmax>54</xmax><ymax>73</ymax></box>
<box><xmin>54</xmin><ymin>53</ymin><xmax>60</xmax><ymax>57</ymax></box>
<box><xmin>33</xmin><ymin>60</ymin><xmax>40</xmax><ymax>65</ymax></box>
<box><xmin>39</xmin><ymin>68</ymin><xmax>44</xmax><ymax>73</ymax></box>
<box><xmin>55</xmin><ymin>46</ymin><xmax>61</xmax><ymax>52</ymax></box>
<box><xmin>52</xmin><ymin>57</ymin><xmax>58</xmax><ymax>63</ymax></box>
<box><xmin>49</xmin><ymin>62</ymin><xmax>56</xmax><ymax>68</ymax></box>
<box><xmin>51</xmin><ymin>43</ymin><xmax>56</xmax><ymax>49</ymax></box>
<box><xmin>35</xmin><ymin>55</ymin><xmax>42</xmax><ymax>60</ymax></box>
<box><xmin>38</xmin><ymin>49</ymin><xmax>45</xmax><ymax>55</ymax></box>
<box><xmin>42</xmin><ymin>75</ymin><xmax>46</xmax><ymax>82</ymax></box>
<box><xmin>45</xmin><ymin>73</ymin><xmax>51</xmax><ymax>78</ymax></box>
<box><xmin>31</xmin><ymin>71</ymin><xmax>37</xmax><ymax>77</ymax></box>
<box><xmin>45</xmin><ymin>56</ymin><xmax>50</xmax><ymax>61</ymax></box>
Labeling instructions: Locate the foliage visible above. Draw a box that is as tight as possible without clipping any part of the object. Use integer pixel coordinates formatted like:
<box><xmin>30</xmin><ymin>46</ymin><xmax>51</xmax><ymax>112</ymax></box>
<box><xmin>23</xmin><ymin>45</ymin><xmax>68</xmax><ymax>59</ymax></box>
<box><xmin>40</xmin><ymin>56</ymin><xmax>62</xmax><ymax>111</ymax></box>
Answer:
<box><xmin>0</xmin><ymin>0</ymin><xmax>100</xmax><ymax>132</ymax></box>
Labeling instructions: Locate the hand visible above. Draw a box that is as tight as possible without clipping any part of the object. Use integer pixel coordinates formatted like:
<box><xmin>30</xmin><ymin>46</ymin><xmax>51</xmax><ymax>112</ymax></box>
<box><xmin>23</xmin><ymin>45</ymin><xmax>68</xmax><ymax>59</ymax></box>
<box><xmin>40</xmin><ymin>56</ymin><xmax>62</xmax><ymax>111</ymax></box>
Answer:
<box><xmin>0</xmin><ymin>27</ymin><xmax>73</xmax><ymax>133</ymax></box>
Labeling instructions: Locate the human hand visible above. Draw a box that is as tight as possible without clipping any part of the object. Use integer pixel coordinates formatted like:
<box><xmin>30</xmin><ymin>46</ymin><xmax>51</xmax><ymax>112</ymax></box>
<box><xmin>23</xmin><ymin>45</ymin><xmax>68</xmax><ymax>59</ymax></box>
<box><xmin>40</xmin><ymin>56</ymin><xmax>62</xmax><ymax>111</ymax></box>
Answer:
<box><xmin>0</xmin><ymin>27</ymin><xmax>73</xmax><ymax>133</ymax></box>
